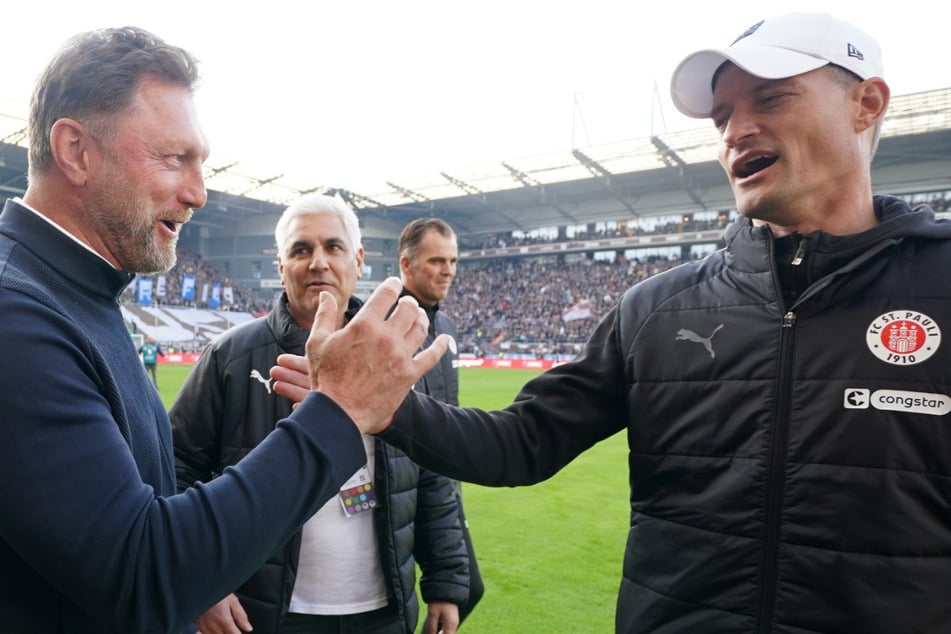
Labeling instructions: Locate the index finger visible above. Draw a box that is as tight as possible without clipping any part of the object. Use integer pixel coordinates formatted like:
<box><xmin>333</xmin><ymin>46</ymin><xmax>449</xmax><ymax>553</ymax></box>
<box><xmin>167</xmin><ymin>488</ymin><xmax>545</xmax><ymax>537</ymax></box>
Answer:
<box><xmin>352</xmin><ymin>277</ymin><xmax>404</xmax><ymax>322</ymax></box>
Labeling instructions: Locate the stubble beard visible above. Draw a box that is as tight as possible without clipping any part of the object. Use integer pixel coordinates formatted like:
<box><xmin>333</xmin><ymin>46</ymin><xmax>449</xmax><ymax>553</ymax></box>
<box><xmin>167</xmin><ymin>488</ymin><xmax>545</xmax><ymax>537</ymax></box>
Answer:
<box><xmin>88</xmin><ymin>187</ymin><xmax>178</xmax><ymax>274</ymax></box>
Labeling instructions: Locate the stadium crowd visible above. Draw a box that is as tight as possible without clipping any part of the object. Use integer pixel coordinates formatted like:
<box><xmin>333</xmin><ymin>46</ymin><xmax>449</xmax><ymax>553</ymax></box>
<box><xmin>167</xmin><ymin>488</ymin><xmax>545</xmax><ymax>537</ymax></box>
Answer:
<box><xmin>122</xmin><ymin>247</ymin><xmax>269</xmax><ymax>315</ymax></box>
<box><xmin>442</xmin><ymin>254</ymin><xmax>687</xmax><ymax>358</ymax></box>
<box><xmin>458</xmin><ymin>214</ymin><xmax>732</xmax><ymax>250</ymax></box>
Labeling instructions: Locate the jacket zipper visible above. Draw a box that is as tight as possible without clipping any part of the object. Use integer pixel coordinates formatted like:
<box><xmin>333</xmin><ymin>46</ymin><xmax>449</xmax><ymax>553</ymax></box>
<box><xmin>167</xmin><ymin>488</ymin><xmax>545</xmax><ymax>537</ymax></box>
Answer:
<box><xmin>752</xmin><ymin>230</ymin><xmax>902</xmax><ymax>630</ymax></box>
<box><xmin>757</xmin><ymin>310</ymin><xmax>797</xmax><ymax>632</ymax></box>
<box><xmin>790</xmin><ymin>236</ymin><xmax>806</xmax><ymax>266</ymax></box>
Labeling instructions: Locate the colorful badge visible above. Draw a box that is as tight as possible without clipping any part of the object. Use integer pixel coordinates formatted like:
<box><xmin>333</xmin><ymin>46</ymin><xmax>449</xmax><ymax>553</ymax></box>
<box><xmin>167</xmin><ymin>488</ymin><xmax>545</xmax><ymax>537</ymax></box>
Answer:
<box><xmin>865</xmin><ymin>310</ymin><xmax>941</xmax><ymax>366</ymax></box>
<box><xmin>338</xmin><ymin>465</ymin><xmax>377</xmax><ymax>517</ymax></box>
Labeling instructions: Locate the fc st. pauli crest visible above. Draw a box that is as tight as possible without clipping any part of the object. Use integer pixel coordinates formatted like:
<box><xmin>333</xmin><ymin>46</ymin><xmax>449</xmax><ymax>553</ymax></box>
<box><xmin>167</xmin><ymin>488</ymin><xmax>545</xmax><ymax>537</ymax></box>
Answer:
<box><xmin>865</xmin><ymin>310</ymin><xmax>941</xmax><ymax>366</ymax></box>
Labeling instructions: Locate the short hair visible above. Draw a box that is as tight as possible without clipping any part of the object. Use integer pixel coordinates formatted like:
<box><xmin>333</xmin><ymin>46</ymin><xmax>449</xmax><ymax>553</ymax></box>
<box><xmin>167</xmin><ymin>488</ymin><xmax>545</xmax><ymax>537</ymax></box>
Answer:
<box><xmin>398</xmin><ymin>218</ymin><xmax>456</xmax><ymax>262</ymax></box>
<box><xmin>28</xmin><ymin>26</ymin><xmax>200</xmax><ymax>179</ymax></box>
<box><xmin>824</xmin><ymin>64</ymin><xmax>883</xmax><ymax>160</ymax></box>
<box><xmin>274</xmin><ymin>194</ymin><xmax>363</xmax><ymax>257</ymax></box>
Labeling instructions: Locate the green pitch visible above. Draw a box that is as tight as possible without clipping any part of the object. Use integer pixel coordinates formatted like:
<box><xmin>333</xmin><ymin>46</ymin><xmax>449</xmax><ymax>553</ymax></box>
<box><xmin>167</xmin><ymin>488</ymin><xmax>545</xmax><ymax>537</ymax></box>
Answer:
<box><xmin>159</xmin><ymin>365</ymin><xmax>627</xmax><ymax>633</ymax></box>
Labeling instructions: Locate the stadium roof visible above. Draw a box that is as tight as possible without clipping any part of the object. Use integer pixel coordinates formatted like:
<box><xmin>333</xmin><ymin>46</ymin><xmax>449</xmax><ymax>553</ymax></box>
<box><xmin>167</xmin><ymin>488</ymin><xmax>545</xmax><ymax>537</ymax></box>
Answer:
<box><xmin>1</xmin><ymin>87</ymin><xmax>950</xmax><ymax>236</ymax></box>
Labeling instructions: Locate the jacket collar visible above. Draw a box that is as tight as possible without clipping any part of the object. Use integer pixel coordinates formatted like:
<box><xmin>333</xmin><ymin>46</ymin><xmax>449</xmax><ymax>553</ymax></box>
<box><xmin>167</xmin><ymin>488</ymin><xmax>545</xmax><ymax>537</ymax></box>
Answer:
<box><xmin>0</xmin><ymin>199</ymin><xmax>135</xmax><ymax>302</ymax></box>
<box><xmin>723</xmin><ymin>195</ymin><xmax>951</xmax><ymax>275</ymax></box>
<box><xmin>269</xmin><ymin>291</ymin><xmax>364</xmax><ymax>353</ymax></box>
<box><xmin>399</xmin><ymin>288</ymin><xmax>439</xmax><ymax>336</ymax></box>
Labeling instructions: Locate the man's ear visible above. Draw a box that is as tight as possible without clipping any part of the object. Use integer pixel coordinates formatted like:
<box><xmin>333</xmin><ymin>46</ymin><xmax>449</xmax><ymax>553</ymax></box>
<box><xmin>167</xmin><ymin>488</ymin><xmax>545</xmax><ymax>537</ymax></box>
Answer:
<box><xmin>49</xmin><ymin>118</ymin><xmax>94</xmax><ymax>187</ymax></box>
<box><xmin>854</xmin><ymin>77</ymin><xmax>890</xmax><ymax>134</ymax></box>
<box><xmin>355</xmin><ymin>247</ymin><xmax>366</xmax><ymax>279</ymax></box>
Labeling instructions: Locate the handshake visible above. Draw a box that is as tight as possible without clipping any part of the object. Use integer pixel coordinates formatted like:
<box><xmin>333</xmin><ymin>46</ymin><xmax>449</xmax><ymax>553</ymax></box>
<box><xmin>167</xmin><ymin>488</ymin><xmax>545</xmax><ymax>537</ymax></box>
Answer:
<box><xmin>269</xmin><ymin>277</ymin><xmax>454</xmax><ymax>434</ymax></box>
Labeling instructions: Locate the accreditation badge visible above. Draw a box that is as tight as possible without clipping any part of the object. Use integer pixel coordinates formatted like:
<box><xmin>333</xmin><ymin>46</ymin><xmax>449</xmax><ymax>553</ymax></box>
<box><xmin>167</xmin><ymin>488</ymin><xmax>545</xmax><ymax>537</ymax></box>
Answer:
<box><xmin>338</xmin><ymin>465</ymin><xmax>377</xmax><ymax>517</ymax></box>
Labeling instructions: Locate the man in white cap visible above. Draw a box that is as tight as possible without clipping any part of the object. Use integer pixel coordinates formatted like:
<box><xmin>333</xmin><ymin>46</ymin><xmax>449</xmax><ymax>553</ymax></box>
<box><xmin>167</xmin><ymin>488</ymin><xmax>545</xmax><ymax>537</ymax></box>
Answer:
<box><xmin>277</xmin><ymin>12</ymin><xmax>951</xmax><ymax>633</ymax></box>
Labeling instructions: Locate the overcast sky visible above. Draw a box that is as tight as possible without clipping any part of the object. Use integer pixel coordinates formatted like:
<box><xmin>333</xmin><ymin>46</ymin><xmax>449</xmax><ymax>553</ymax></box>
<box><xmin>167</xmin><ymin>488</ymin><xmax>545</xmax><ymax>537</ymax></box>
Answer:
<box><xmin>1</xmin><ymin>1</ymin><xmax>946</xmax><ymax>195</ymax></box>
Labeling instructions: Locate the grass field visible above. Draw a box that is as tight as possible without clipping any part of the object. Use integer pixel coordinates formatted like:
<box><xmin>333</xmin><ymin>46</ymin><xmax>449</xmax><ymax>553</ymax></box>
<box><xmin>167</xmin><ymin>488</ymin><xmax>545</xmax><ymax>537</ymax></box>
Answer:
<box><xmin>158</xmin><ymin>365</ymin><xmax>629</xmax><ymax>633</ymax></box>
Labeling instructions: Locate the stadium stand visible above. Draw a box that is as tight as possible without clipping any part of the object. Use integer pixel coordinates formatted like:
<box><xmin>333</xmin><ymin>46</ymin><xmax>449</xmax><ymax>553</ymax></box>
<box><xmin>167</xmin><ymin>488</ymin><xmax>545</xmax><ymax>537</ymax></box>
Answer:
<box><xmin>154</xmin><ymin>247</ymin><xmax>269</xmax><ymax>314</ymax></box>
<box><xmin>118</xmin><ymin>246</ymin><xmax>266</xmax><ymax>348</ymax></box>
<box><xmin>121</xmin><ymin>303</ymin><xmax>256</xmax><ymax>350</ymax></box>
<box><xmin>458</xmin><ymin>214</ymin><xmax>733</xmax><ymax>250</ymax></box>
<box><xmin>122</xmin><ymin>189</ymin><xmax>947</xmax><ymax>357</ymax></box>
<box><xmin>120</xmin><ymin>187</ymin><xmax>950</xmax><ymax>355</ymax></box>
<box><xmin>2</xmin><ymin>87</ymin><xmax>949</xmax><ymax>358</ymax></box>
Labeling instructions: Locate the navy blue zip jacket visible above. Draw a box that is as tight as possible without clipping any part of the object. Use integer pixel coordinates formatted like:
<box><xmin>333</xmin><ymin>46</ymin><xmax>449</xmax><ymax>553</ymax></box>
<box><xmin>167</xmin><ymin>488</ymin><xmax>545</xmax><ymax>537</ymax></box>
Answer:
<box><xmin>0</xmin><ymin>199</ymin><xmax>365</xmax><ymax>633</ymax></box>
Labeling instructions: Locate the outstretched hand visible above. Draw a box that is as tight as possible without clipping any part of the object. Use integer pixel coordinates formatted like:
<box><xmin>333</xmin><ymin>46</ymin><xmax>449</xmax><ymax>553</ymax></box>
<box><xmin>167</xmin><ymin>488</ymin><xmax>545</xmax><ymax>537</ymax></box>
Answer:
<box><xmin>272</xmin><ymin>277</ymin><xmax>452</xmax><ymax>434</ymax></box>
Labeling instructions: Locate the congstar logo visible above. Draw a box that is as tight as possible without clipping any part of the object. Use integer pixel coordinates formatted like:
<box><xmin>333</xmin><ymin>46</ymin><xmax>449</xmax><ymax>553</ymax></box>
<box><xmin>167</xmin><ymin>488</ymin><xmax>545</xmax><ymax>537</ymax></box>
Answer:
<box><xmin>843</xmin><ymin>388</ymin><xmax>951</xmax><ymax>416</ymax></box>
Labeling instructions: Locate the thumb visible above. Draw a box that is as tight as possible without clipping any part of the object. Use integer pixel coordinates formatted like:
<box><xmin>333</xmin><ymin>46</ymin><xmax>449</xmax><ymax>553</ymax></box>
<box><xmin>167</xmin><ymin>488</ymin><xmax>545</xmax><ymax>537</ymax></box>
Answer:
<box><xmin>309</xmin><ymin>291</ymin><xmax>339</xmax><ymax>348</ymax></box>
<box><xmin>412</xmin><ymin>333</ymin><xmax>455</xmax><ymax>376</ymax></box>
<box><xmin>305</xmin><ymin>291</ymin><xmax>339</xmax><ymax>388</ymax></box>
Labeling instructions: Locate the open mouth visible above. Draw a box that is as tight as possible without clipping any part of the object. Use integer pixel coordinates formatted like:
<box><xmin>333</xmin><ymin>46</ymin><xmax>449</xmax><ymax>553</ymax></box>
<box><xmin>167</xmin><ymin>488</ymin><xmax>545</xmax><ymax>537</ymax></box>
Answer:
<box><xmin>160</xmin><ymin>220</ymin><xmax>178</xmax><ymax>234</ymax></box>
<box><xmin>736</xmin><ymin>155</ymin><xmax>778</xmax><ymax>178</ymax></box>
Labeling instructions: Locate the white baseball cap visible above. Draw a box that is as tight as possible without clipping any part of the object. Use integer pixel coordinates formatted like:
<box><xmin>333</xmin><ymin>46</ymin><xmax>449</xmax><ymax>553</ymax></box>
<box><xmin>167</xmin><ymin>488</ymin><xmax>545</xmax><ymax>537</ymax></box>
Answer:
<box><xmin>670</xmin><ymin>12</ymin><xmax>884</xmax><ymax>118</ymax></box>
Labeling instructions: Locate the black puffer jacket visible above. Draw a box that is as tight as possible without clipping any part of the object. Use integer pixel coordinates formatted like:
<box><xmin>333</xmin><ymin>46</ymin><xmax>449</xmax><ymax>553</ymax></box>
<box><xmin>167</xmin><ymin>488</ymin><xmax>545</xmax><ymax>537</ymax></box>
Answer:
<box><xmin>171</xmin><ymin>294</ymin><xmax>469</xmax><ymax>634</ymax></box>
<box><xmin>401</xmin><ymin>289</ymin><xmax>485</xmax><ymax>621</ymax></box>
<box><xmin>413</xmin><ymin>300</ymin><xmax>460</xmax><ymax>406</ymax></box>
<box><xmin>383</xmin><ymin>196</ymin><xmax>951</xmax><ymax>633</ymax></box>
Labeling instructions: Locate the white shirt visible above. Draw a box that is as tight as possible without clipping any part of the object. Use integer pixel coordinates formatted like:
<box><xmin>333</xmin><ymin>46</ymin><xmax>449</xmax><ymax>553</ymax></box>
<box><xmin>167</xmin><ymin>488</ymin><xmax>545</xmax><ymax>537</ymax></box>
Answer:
<box><xmin>288</xmin><ymin>435</ymin><xmax>388</xmax><ymax>615</ymax></box>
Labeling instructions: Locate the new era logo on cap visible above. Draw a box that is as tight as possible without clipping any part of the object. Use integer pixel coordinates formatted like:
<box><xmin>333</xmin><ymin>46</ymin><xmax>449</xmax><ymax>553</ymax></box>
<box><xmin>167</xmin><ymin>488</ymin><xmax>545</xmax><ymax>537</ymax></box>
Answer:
<box><xmin>732</xmin><ymin>20</ymin><xmax>764</xmax><ymax>46</ymax></box>
<box><xmin>670</xmin><ymin>12</ymin><xmax>884</xmax><ymax>118</ymax></box>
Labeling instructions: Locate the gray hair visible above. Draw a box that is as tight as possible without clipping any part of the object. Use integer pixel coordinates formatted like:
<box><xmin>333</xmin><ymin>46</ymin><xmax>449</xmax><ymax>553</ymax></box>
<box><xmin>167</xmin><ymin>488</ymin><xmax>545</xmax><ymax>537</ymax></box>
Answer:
<box><xmin>274</xmin><ymin>194</ymin><xmax>363</xmax><ymax>256</ymax></box>
<box><xmin>28</xmin><ymin>26</ymin><xmax>200</xmax><ymax>179</ymax></box>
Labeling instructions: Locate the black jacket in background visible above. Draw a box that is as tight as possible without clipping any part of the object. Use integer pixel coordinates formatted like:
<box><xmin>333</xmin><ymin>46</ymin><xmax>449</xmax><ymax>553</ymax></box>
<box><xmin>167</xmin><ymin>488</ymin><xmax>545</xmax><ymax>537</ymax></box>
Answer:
<box><xmin>171</xmin><ymin>293</ymin><xmax>470</xmax><ymax>634</ymax></box>
<box><xmin>400</xmin><ymin>288</ymin><xmax>484</xmax><ymax>621</ymax></box>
